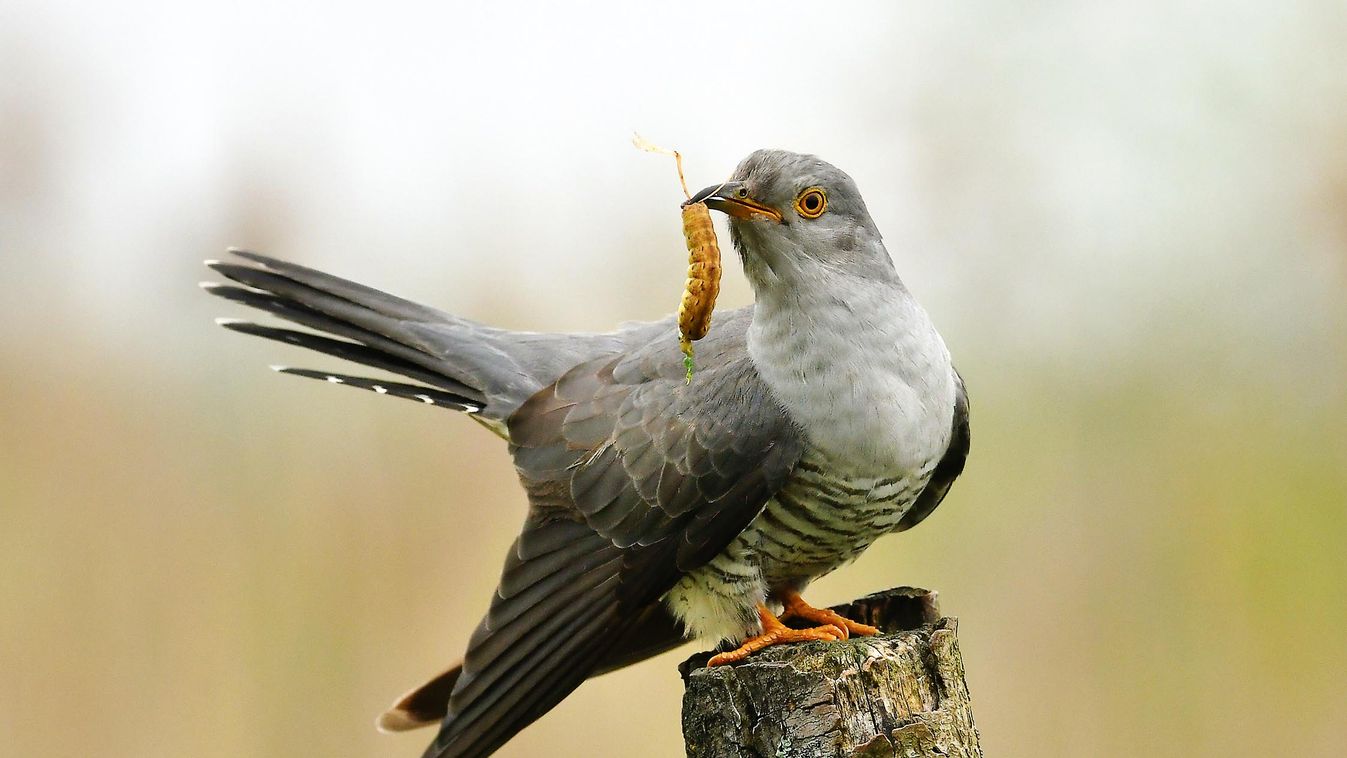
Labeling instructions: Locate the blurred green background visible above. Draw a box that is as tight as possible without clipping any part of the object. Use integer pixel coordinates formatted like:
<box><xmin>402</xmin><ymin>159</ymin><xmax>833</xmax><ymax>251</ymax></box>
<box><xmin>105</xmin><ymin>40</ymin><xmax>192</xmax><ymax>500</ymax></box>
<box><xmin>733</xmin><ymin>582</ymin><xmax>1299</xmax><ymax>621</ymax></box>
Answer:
<box><xmin>2</xmin><ymin>2</ymin><xmax>1344</xmax><ymax>756</ymax></box>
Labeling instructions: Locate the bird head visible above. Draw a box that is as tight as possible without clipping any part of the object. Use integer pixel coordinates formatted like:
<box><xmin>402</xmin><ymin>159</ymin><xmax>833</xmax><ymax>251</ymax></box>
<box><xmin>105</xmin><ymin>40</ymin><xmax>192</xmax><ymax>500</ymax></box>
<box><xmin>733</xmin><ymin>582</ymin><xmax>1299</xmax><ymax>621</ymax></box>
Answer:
<box><xmin>686</xmin><ymin>149</ymin><xmax>896</xmax><ymax>294</ymax></box>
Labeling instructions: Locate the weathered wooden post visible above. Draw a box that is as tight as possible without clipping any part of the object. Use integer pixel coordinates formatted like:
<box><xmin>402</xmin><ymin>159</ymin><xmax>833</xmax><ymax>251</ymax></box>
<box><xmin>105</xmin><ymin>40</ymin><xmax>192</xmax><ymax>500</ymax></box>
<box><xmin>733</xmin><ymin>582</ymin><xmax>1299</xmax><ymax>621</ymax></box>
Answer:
<box><xmin>680</xmin><ymin>588</ymin><xmax>982</xmax><ymax>758</ymax></box>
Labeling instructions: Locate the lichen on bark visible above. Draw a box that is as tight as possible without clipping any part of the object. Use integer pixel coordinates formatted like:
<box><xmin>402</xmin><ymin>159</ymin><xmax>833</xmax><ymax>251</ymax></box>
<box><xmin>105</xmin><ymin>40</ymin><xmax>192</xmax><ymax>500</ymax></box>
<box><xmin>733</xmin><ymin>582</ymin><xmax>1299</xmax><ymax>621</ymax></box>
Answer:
<box><xmin>681</xmin><ymin>588</ymin><xmax>982</xmax><ymax>758</ymax></box>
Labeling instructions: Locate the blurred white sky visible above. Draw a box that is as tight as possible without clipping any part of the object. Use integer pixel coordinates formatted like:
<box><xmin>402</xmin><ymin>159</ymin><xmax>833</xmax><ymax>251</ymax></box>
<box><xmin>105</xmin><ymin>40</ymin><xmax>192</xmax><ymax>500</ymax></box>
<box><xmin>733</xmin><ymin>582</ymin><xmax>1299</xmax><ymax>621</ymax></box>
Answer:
<box><xmin>1</xmin><ymin>1</ymin><xmax>1344</xmax><ymax>394</ymax></box>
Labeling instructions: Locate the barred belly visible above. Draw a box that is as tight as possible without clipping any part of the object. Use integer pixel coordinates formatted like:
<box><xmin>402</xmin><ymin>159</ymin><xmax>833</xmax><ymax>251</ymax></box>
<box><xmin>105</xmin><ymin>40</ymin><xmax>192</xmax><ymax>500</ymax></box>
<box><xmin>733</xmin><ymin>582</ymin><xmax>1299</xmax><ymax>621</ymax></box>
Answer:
<box><xmin>665</xmin><ymin>449</ymin><xmax>938</xmax><ymax>643</ymax></box>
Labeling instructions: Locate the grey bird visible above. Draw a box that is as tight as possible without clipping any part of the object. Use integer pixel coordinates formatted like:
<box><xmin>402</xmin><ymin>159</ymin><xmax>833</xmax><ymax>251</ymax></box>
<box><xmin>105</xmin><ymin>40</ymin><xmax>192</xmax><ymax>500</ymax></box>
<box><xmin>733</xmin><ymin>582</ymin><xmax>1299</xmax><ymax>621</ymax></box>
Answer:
<box><xmin>203</xmin><ymin>149</ymin><xmax>970</xmax><ymax>758</ymax></box>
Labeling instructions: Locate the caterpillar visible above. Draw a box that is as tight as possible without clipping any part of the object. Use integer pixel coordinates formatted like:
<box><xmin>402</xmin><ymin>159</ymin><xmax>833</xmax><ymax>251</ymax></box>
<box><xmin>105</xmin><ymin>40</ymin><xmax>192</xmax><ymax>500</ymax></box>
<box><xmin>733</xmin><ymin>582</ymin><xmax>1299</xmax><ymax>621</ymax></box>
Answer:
<box><xmin>677</xmin><ymin>201</ymin><xmax>719</xmax><ymax>382</ymax></box>
<box><xmin>633</xmin><ymin>134</ymin><xmax>722</xmax><ymax>383</ymax></box>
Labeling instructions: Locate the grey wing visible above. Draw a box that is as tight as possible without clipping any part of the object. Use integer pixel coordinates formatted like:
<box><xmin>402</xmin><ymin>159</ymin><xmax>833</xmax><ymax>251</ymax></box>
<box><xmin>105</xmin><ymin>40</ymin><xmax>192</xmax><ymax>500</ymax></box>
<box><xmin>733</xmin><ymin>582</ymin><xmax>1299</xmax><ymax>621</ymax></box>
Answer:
<box><xmin>894</xmin><ymin>368</ymin><xmax>970</xmax><ymax>532</ymax></box>
<box><xmin>424</xmin><ymin>308</ymin><xmax>805</xmax><ymax>758</ymax></box>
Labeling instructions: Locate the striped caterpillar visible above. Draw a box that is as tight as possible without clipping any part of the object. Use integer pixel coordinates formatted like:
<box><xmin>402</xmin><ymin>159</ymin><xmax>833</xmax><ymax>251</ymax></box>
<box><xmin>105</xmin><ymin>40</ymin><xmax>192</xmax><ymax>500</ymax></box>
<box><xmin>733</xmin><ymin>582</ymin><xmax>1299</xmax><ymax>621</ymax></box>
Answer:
<box><xmin>633</xmin><ymin>134</ymin><xmax>721</xmax><ymax>382</ymax></box>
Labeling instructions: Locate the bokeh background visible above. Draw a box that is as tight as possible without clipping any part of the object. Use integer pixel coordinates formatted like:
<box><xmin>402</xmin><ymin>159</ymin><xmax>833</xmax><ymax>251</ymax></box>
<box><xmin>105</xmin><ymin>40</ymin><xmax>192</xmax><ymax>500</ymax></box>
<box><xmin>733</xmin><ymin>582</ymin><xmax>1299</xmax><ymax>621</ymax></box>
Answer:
<box><xmin>2</xmin><ymin>2</ymin><xmax>1345</xmax><ymax>756</ymax></box>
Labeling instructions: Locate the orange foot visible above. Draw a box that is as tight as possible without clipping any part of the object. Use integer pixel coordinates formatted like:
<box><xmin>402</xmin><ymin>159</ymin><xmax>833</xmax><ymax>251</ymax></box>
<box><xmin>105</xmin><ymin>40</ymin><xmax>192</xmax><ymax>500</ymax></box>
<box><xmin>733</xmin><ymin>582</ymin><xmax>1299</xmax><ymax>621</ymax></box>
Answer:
<box><xmin>707</xmin><ymin>605</ymin><xmax>845</xmax><ymax>666</ymax></box>
<box><xmin>779</xmin><ymin>589</ymin><xmax>880</xmax><ymax>640</ymax></box>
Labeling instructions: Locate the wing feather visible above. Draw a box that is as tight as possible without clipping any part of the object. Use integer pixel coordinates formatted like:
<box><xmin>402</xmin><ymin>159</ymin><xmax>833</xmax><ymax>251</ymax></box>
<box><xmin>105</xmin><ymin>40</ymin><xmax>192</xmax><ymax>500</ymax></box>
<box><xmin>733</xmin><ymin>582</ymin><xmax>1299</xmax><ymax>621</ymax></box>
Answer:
<box><xmin>894</xmin><ymin>369</ymin><xmax>970</xmax><ymax>532</ymax></box>
<box><xmin>425</xmin><ymin>309</ymin><xmax>804</xmax><ymax>757</ymax></box>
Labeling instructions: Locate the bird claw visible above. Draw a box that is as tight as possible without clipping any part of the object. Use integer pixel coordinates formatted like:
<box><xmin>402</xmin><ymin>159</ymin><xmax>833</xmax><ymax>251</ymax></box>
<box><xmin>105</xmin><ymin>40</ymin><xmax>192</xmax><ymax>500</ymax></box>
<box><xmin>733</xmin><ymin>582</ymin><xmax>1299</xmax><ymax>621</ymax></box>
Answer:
<box><xmin>705</xmin><ymin>602</ymin><xmax>850</xmax><ymax>667</ymax></box>
<box><xmin>779</xmin><ymin>590</ymin><xmax>881</xmax><ymax>640</ymax></box>
<box><xmin>707</xmin><ymin>623</ymin><xmax>846</xmax><ymax>666</ymax></box>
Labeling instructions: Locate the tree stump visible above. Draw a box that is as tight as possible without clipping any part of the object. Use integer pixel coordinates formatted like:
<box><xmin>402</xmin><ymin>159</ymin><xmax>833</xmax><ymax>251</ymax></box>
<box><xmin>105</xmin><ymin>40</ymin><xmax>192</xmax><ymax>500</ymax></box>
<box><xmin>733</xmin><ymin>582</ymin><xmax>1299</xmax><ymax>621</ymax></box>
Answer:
<box><xmin>679</xmin><ymin>588</ymin><xmax>982</xmax><ymax>758</ymax></box>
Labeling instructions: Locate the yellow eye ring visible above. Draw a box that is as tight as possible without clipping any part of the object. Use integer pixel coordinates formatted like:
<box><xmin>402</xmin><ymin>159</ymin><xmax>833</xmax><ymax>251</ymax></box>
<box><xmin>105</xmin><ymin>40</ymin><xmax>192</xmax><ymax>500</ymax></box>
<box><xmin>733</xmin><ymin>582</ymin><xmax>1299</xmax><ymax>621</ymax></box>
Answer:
<box><xmin>794</xmin><ymin>187</ymin><xmax>827</xmax><ymax>219</ymax></box>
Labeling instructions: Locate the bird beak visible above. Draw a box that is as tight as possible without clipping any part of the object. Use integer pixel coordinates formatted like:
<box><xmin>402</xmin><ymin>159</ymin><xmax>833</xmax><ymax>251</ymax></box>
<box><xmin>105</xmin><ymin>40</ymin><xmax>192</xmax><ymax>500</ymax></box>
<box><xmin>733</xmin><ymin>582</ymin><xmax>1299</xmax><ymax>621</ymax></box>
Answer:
<box><xmin>685</xmin><ymin>182</ymin><xmax>783</xmax><ymax>223</ymax></box>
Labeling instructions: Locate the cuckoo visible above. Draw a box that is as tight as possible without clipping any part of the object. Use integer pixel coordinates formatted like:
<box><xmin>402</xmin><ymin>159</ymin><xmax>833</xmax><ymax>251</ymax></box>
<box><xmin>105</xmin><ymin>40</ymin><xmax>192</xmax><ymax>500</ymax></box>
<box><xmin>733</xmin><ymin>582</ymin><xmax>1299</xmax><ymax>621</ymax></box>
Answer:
<box><xmin>203</xmin><ymin>149</ymin><xmax>971</xmax><ymax>758</ymax></box>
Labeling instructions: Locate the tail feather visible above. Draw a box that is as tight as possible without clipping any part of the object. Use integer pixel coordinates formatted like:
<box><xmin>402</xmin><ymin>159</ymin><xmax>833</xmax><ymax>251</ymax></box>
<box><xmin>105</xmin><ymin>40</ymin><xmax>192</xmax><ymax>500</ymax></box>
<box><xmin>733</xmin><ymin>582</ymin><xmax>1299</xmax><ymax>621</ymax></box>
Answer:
<box><xmin>378</xmin><ymin>665</ymin><xmax>463</xmax><ymax>733</ymax></box>
<box><xmin>215</xmin><ymin>318</ymin><xmax>483</xmax><ymax>402</ymax></box>
<box><xmin>208</xmin><ymin>261</ymin><xmax>453</xmax><ymax>365</ymax></box>
<box><xmin>203</xmin><ymin>281</ymin><xmax>448</xmax><ymax>379</ymax></box>
<box><xmin>377</xmin><ymin>603</ymin><xmax>686</xmax><ymax>736</ymax></box>
<box><xmin>203</xmin><ymin>249</ymin><xmax>634</xmax><ymax>421</ymax></box>
<box><xmin>203</xmin><ymin>251</ymin><xmax>506</xmax><ymax>419</ymax></box>
<box><xmin>269</xmin><ymin>367</ymin><xmax>483</xmax><ymax>413</ymax></box>
<box><xmin>228</xmin><ymin>248</ymin><xmax>450</xmax><ymax>323</ymax></box>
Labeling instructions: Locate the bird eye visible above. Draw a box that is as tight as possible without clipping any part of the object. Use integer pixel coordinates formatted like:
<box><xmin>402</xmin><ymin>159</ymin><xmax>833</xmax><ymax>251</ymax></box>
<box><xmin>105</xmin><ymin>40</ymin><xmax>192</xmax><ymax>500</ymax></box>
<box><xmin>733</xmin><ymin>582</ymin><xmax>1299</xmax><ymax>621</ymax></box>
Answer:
<box><xmin>794</xmin><ymin>187</ymin><xmax>827</xmax><ymax>219</ymax></box>
<box><xmin>736</xmin><ymin>187</ymin><xmax>749</xmax><ymax>198</ymax></box>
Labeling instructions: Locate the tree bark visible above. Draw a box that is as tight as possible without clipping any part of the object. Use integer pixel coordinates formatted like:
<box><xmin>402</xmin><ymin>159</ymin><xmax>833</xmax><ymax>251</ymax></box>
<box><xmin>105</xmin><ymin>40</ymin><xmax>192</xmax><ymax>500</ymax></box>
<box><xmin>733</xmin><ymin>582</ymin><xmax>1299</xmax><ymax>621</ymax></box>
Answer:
<box><xmin>679</xmin><ymin>588</ymin><xmax>982</xmax><ymax>758</ymax></box>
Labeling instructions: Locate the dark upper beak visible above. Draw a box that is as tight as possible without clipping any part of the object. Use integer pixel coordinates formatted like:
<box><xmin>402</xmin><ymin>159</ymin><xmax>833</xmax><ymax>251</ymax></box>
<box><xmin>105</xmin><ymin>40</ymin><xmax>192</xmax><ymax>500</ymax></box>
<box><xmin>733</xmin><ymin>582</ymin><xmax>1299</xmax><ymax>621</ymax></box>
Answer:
<box><xmin>684</xmin><ymin>181</ymin><xmax>783</xmax><ymax>222</ymax></box>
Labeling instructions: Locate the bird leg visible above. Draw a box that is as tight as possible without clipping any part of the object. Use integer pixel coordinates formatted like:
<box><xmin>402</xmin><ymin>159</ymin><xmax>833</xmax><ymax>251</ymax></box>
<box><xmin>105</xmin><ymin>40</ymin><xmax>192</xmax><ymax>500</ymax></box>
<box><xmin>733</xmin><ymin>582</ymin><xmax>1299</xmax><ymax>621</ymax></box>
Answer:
<box><xmin>778</xmin><ymin>589</ymin><xmax>880</xmax><ymax>639</ymax></box>
<box><xmin>706</xmin><ymin>604</ymin><xmax>846</xmax><ymax>667</ymax></box>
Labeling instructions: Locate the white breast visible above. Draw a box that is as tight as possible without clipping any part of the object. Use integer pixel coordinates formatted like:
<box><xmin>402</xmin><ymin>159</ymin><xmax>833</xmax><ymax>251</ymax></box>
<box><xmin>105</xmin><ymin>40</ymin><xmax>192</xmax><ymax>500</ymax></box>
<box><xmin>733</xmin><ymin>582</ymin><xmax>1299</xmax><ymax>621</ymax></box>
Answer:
<box><xmin>748</xmin><ymin>281</ymin><xmax>956</xmax><ymax>475</ymax></box>
<box><xmin>664</xmin><ymin>275</ymin><xmax>959</xmax><ymax>645</ymax></box>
